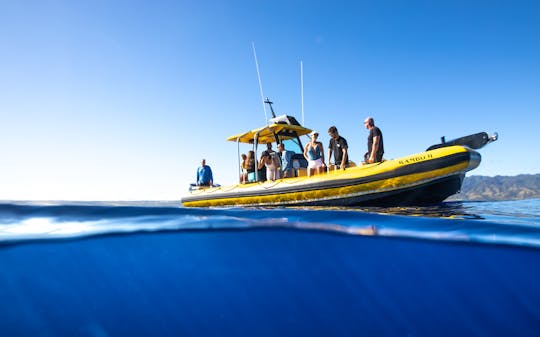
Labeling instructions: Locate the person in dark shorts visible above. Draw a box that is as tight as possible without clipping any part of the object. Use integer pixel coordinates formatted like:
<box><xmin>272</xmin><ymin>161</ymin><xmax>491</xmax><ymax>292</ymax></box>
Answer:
<box><xmin>327</xmin><ymin>126</ymin><xmax>349</xmax><ymax>170</ymax></box>
<box><xmin>363</xmin><ymin>117</ymin><xmax>384</xmax><ymax>163</ymax></box>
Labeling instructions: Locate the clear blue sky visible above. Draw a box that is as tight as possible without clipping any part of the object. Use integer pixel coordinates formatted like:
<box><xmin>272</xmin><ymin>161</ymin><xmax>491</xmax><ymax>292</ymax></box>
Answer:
<box><xmin>1</xmin><ymin>0</ymin><xmax>538</xmax><ymax>200</ymax></box>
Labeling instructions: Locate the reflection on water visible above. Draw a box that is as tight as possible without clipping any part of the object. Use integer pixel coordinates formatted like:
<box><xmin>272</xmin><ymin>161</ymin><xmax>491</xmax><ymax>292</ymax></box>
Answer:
<box><xmin>297</xmin><ymin>199</ymin><xmax>540</xmax><ymax>221</ymax></box>
<box><xmin>293</xmin><ymin>202</ymin><xmax>484</xmax><ymax>219</ymax></box>
<box><xmin>358</xmin><ymin>203</ymin><xmax>483</xmax><ymax>219</ymax></box>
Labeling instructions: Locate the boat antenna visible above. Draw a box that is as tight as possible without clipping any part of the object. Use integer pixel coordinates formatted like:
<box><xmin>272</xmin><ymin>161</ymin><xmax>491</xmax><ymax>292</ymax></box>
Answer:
<box><xmin>300</xmin><ymin>60</ymin><xmax>304</xmax><ymax>125</ymax></box>
<box><xmin>265</xmin><ymin>97</ymin><xmax>276</xmax><ymax>118</ymax></box>
<box><xmin>252</xmin><ymin>42</ymin><xmax>268</xmax><ymax>124</ymax></box>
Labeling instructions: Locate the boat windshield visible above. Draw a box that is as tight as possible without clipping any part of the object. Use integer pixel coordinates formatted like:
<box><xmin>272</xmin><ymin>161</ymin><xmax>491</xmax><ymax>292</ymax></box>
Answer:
<box><xmin>281</xmin><ymin>137</ymin><xmax>303</xmax><ymax>155</ymax></box>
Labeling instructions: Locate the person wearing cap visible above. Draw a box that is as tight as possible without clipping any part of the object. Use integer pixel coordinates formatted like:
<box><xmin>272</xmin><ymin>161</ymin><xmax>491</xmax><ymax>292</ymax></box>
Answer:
<box><xmin>327</xmin><ymin>126</ymin><xmax>349</xmax><ymax>170</ymax></box>
<box><xmin>304</xmin><ymin>131</ymin><xmax>325</xmax><ymax>177</ymax></box>
<box><xmin>363</xmin><ymin>117</ymin><xmax>384</xmax><ymax>163</ymax></box>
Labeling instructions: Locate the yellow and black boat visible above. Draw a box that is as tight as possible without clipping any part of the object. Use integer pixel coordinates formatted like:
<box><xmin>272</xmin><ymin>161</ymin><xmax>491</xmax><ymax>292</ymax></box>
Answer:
<box><xmin>182</xmin><ymin>110</ymin><xmax>497</xmax><ymax>208</ymax></box>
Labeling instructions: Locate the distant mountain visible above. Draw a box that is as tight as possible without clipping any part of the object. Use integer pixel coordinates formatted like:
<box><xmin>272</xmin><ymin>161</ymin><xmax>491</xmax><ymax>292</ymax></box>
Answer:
<box><xmin>448</xmin><ymin>174</ymin><xmax>540</xmax><ymax>201</ymax></box>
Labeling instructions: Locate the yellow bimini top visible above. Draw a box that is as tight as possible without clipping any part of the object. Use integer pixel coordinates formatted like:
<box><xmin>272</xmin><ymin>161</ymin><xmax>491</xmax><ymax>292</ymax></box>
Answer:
<box><xmin>226</xmin><ymin>117</ymin><xmax>312</xmax><ymax>144</ymax></box>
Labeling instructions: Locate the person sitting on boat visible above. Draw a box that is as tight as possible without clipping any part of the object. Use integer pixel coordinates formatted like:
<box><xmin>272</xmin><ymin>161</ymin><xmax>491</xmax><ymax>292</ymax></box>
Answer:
<box><xmin>363</xmin><ymin>117</ymin><xmax>384</xmax><ymax>164</ymax></box>
<box><xmin>240</xmin><ymin>153</ymin><xmax>248</xmax><ymax>183</ymax></box>
<box><xmin>278</xmin><ymin>143</ymin><xmax>295</xmax><ymax>178</ymax></box>
<box><xmin>256</xmin><ymin>151</ymin><xmax>267</xmax><ymax>181</ymax></box>
<box><xmin>196</xmin><ymin>159</ymin><xmax>213</xmax><ymax>187</ymax></box>
<box><xmin>258</xmin><ymin>147</ymin><xmax>280</xmax><ymax>181</ymax></box>
<box><xmin>327</xmin><ymin>126</ymin><xmax>349</xmax><ymax>170</ymax></box>
<box><xmin>304</xmin><ymin>131</ymin><xmax>325</xmax><ymax>177</ymax></box>
<box><xmin>246</xmin><ymin>151</ymin><xmax>257</xmax><ymax>183</ymax></box>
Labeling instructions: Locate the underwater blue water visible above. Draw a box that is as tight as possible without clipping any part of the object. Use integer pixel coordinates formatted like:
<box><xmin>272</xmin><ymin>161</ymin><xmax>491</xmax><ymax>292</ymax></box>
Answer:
<box><xmin>1</xmin><ymin>199</ymin><xmax>539</xmax><ymax>336</ymax></box>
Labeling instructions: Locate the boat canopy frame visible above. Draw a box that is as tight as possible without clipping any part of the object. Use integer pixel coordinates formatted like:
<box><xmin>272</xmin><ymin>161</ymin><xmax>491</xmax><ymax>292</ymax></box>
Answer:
<box><xmin>226</xmin><ymin>122</ymin><xmax>312</xmax><ymax>144</ymax></box>
<box><xmin>227</xmin><ymin>117</ymin><xmax>312</xmax><ymax>182</ymax></box>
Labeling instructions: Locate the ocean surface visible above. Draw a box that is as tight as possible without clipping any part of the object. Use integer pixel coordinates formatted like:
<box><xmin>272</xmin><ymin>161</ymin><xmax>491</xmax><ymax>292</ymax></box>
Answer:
<box><xmin>1</xmin><ymin>199</ymin><xmax>539</xmax><ymax>336</ymax></box>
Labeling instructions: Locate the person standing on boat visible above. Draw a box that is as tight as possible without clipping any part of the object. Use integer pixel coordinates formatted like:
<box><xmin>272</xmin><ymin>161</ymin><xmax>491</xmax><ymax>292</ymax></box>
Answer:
<box><xmin>240</xmin><ymin>153</ymin><xmax>248</xmax><ymax>183</ymax></box>
<box><xmin>278</xmin><ymin>143</ymin><xmax>295</xmax><ymax>178</ymax></box>
<box><xmin>363</xmin><ymin>117</ymin><xmax>384</xmax><ymax>164</ymax></box>
<box><xmin>259</xmin><ymin>143</ymin><xmax>279</xmax><ymax>181</ymax></box>
<box><xmin>304</xmin><ymin>131</ymin><xmax>325</xmax><ymax>177</ymax></box>
<box><xmin>265</xmin><ymin>142</ymin><xmax>276</xmax><ymax>156</ymax></box>
<box><xmin>327</xmin><ymin>126</ymin><xmax>349</xmax><ymax>170</ymax></box>
<box><xmin>196</xmin><ymin>159</ymin><xmax>213</xmax><ymax>187</ymax></box>
<box><xmin>266</xmin><ymin>142</ymin><xmax>282</xmax><ymax>175</ymax></box>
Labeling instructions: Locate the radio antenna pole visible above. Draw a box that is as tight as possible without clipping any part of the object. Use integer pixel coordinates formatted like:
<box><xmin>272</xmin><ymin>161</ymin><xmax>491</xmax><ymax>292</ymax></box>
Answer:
<box><xmin>252</xmin><ymin>42</ymin><xmax>268</xmax><ymax>124</ymax></box>
<box><xmin>300</xmin><ymin>60</ymin><xmax>304</xmax><ymax>125</ymax></box>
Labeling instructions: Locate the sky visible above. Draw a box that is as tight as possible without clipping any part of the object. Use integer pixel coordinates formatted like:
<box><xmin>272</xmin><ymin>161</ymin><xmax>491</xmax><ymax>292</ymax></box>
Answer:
<box><xmin>1</xmin><ymin>0</ymin><xmax>539</xmax><ymax>201</ymax></box>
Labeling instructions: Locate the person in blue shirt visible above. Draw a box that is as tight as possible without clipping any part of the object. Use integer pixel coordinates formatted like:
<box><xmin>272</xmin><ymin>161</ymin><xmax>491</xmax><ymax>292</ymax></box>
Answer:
<box><xmin>278</xmin><ymin>143</ymin><xmax>295</xmax><ymax>178</ymax></box>
<box><xmin>196</xmin><ymin>159</ymin><xmax>213</xmax><ymax>187</ymax></box>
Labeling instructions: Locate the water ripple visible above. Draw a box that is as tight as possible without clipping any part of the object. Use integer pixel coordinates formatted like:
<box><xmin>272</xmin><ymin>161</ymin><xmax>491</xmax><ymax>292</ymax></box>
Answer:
<box><xmin>0</xmin><ymin>199</ymin><xmax>539</xmax><ymax>248</ymax></box>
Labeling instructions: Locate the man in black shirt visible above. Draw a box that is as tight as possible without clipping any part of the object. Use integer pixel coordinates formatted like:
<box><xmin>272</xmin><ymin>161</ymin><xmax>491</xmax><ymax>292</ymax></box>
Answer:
<box><xmin>364</xmin><ymin>117</ymin><xmax>384</xmax><ymax>163</ymax></box>
<box><xmin>327</xmin><ymin>126</ymin><xmax>349</xmax><ymax>170</ymax></box>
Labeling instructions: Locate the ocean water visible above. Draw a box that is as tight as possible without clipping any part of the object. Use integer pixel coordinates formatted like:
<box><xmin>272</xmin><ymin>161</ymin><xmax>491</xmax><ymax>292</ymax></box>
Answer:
<box><xmin>1</xmin><ymin>199</ymin><xmax>539</xmax><ymax>336</ymax></box>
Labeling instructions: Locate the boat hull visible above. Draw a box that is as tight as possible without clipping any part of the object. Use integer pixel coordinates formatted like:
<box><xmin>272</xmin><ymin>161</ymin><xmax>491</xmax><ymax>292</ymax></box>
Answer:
<box><xmin>296</xmin><ymin>173</ymin><xmax>465</xmax><ymax>206</ymax></box>
<box><xmin>181</xmin><ymin>146</ymin><xmax>481</xmax><ymax>207</ymax></box>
